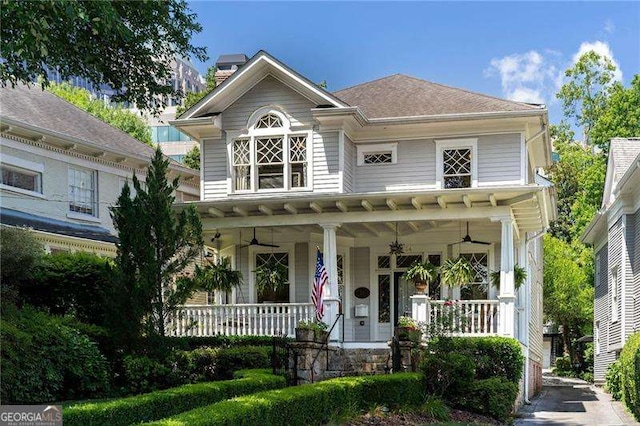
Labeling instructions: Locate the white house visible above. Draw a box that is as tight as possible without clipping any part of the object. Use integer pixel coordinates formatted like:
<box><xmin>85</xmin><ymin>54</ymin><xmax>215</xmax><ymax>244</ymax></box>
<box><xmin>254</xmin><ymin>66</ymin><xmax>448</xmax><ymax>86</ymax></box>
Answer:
<box><xmin>582</xmin><ymin>138</ymin><xmax>640</xmax><ymax>385</ymax></box>
<box><xmin>0</xmin><ymin>84</ymin><xmax>200</xmax><ymax>255</ymax></box>
<box><xmin>170</xmin><ymin>51</ymin><xmax>556</xmax><ymax>398</ymax></box>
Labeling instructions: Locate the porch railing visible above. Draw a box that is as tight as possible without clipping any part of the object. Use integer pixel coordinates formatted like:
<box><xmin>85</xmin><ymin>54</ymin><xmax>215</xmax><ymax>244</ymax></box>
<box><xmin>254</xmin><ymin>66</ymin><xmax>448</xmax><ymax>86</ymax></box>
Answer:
<box><xmin>168</xmin><ymin>303</ymin><xmax>314</xmax><ymax>337</ymax></box>
<box><xmin>427</xmin><ymin>300</ymin><xmax>500</xmax><ymax>336</ymax></box>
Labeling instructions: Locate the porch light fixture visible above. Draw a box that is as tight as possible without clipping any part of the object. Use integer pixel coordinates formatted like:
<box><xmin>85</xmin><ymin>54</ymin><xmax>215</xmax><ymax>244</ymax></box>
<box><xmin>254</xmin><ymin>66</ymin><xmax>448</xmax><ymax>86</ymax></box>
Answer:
<box><xmin>389</xmin><ymin>222</ymin><xmax>404</xmax><ymax>255</ymax></box>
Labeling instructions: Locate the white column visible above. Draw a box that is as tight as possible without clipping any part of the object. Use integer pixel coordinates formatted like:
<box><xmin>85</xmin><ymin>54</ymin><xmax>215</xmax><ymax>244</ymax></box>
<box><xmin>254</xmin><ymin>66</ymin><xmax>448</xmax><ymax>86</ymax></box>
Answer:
<box><xmin>321</xmin><ymin>223</ymin><xmax>341</xmax><ymax>341</ymax></box>
<box><xmin>499</xmin><ymin>218</ymin><xmax>516</xmax><ymax>337</ymax></box>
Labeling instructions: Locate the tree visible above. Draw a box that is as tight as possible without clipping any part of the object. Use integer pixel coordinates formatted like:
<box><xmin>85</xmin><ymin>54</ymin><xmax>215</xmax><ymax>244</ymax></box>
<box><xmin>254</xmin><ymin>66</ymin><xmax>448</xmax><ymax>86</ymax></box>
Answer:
<box><xmin>1</xmin><ymin>1</ymin><xmax>207</xmax><ymax>114</ymax></box>
<box><xmin>177</xmin><ymin>66</ymin><xmax>216</xmax><ymax>116</ymax></box>
<box><xmin>556</xmin><ymin>51</ymin><xmax>617</xmax><ymax>147</ymax></box>
<box><xmin>183</xmin><ymin>145</ymin><xmax>201</xmax><ymax>170</ymax></box>
<box><xmin>0</xmin><ymin>227</ymin><xmax>44</xmax><ymax>310</ymax></box>
<box><xmin>48</xmin><ymin>82</ymin><xmax>152</xmax><ymax>145</ymax></box>
<box><xmin>590</xmin><ymin>75</ymin><xmax>640</xmax><ymax>149</ymax></box>
<box><xmin>110</xmin><ymin>147</ymin><xmax>203</xmax><ymax>338</ymax></box>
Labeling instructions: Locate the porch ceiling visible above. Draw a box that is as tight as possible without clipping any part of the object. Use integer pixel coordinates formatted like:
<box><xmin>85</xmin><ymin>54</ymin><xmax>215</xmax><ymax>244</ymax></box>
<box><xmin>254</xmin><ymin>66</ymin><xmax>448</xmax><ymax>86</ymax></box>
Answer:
<box><xmin>179</xmin><ymin>185</ymin><xmax>550</xmax><ymax>239</ymax></box>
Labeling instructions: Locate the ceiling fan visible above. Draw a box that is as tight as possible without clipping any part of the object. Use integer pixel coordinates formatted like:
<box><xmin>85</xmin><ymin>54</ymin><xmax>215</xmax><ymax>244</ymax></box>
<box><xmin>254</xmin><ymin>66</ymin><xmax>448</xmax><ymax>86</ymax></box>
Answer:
<box><xmin>451</xmin><ymin>222</ymin><xmax>491</xmax><ymax>246</ymax></box>
<box><xmin>239</xmin><ymin>228</ymin><xmax>280</xmax><ymax>248</ymax></box>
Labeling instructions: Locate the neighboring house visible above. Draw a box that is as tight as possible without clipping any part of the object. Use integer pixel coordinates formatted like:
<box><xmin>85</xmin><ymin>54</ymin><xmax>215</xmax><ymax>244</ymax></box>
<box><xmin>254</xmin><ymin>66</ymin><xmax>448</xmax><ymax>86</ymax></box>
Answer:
<box><xmin>171</xmin><ymin>51</ymin><xmax>556</xmax><ymax>399</ymax></box>
<box><xmin>0</xmin><ymin>84</ymin><xmax>200</xmax><ymax>256</ymax></box>
<box><xmin>582</xmin><ymin>137</ymin><xmax>640</xmax><ymax>385</ymax></box>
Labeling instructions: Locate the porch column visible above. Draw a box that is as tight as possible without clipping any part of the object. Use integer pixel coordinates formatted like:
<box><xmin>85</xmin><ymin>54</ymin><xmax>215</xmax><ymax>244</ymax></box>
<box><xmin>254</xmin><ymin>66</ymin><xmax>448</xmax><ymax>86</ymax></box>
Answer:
<box><xmin>499</xmin><ymin>218</ymin><xmax>516</xmax><ymax>337</ymax></box>
<box><xmin>321</xmin><ymin>223</ymin><xmax>341</xmax><ymax>341</ymax></box>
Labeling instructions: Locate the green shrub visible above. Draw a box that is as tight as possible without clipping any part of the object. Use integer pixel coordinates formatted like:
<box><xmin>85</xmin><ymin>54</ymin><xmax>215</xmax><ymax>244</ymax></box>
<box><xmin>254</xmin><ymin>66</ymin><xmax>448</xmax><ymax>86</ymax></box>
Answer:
<box><xmin>1</xmin><ymin>307</ymin><xmax>109</xmax><ymax>403</ymax></box>
<box><xmin>619</xmin><ymin>332</ymin><xmax>640</xmax><ymax>420</ymax></box>
<box><xmin>427</xmin><ymin>336</ymin><xmax>523</xmax><ymax>383</ymax></box>
<box><xmin>554</xmin><ymin>355</ymin><xmax>573</xmax><ymax>374</ymax></box>
<box><xmin>63</xmin><ymin>369</ymin><xmax>285</xmax><ymax>426</ymax></box>
<box><xmin>167</xmin><ymin>335</ymin><xmax>282</xmax><ymax>350</ymax></box>
<box><xmin>213</xmin><ymin>346</ymin><xmax>272</xmax><ymax>380</ymax></box>
<box><xmin>122</xmin><ymin>355</ymin><xmax>173</xmax><ymax>394</ymax></box>
<box><xmin>420</xmin><ymin>352</ymin><xmax>474</xmax><ymax>398</ymax></box>
<box><xmin>420</xmin><ymin>396</ymin><xmax>451</xmax><ymax>421</ymax></box>
<box><xmin>605</xmin><ymin>360</ymin><xmax>622</xmax><ymax>400</ymax></box>
<box><xmin>147</xmin><ymin>373</ymin><xmax>425</xmax><ymax>426</ymax></box>
<box><xmin>455</xmin><ymin>377</ymin><xmax>518</xmax><ymax>421</ymax></box>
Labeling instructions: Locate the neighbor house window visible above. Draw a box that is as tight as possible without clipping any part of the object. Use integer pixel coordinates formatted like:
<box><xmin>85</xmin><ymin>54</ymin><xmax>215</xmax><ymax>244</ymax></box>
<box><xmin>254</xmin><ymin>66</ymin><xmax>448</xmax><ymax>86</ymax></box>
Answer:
<box><xmin>611</xmin><ymin>267</ymin><xmax>619</xmax><ymax>322</ymax></box>
<box><xmin>230</xmin><ymin>111</ymin><xmax>309</xmax><ymax>192</ymax></box>
<box><xmin>68</xmin><ymin>167</ymin><xmax>97</xmax><ymax>216</ymax></box>
<box><xmin>435</xmin><ymin>138</ymin><xmax>478</xmax><ymax>189</ymax></box>
<box><xmin>357</xmin><ymin>143</ymin><xmax>398</xmax><ymax>166</ymax></box>
<box><xmin>595</xmin><ymin>321</ymin><xmax>600</xmax><ymax>355</ymax></box>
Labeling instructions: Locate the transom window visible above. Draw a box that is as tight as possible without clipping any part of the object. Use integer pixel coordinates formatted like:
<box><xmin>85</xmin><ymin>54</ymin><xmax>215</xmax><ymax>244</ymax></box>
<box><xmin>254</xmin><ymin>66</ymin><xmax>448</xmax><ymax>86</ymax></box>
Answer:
<box><xmin>231</xmin><ymin>111</ymin><xmax>309</xmax><ymax>192</ymax></box>
<box><xmin>357</xmin><ymin>143</ymin><xmax>397</xmax><ymax>166</ymax></box>
<box><xmin>364</xmin><ymin>152</ymin><xmax>393</xmax><ymax>165</ymax></box>
<box><xmin>1</xmin><ymin>165</ymin><xmax>41</xmax><ymax>193</ymax></box>
<box><xmin>435</xmin><ymin>138</ymin><xmax>478</xmax><ymax>189</ymax></box>
<box><xmin>69</xmin><ymin>167</ymin><xmax>97</xmax><ymax>216</ymax></box>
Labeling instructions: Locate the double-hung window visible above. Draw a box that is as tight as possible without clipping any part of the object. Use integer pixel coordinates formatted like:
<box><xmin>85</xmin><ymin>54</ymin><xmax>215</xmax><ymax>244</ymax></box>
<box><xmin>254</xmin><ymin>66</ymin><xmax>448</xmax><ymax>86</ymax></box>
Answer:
<box><xmin>0</xmin><ymin>155</ymin><xmax>43</xmax><ymax>196</ymax></box>
<box><xmin>69</xmin><ymin>167</ymin><xmax>97</xmax><ymax>217</ymax></box>
<box><xmin>231</xmin><ymin>111</ymin><xmax>309</xmax><ymax>192</ymax></box>
<box><xmin>435</xmin><ymin>138</ymin><xmax>478</xmax><ymax>189</ymax></box>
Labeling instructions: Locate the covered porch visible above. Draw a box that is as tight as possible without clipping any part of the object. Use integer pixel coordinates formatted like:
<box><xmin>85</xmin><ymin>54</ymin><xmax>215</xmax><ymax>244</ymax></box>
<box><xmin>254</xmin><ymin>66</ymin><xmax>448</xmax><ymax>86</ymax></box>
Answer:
<box><xmin>171</xmin><ymin>187</ymin><xmax>551</xmax><ymax>345</ymax></box>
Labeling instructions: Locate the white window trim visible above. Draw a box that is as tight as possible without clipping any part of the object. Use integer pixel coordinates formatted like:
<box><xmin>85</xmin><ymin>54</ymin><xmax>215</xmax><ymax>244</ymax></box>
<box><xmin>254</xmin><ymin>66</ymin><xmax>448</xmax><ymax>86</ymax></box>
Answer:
<box><xmin>595</xmin><ymin>321</ymin><xmax>601</xmax><ymax>355</ymax></box>
<box><xmin>595</xmin><ymin>254</ymin><xmax>601</xmax><ymax>287</ymax></box>
<box><xmin>227</xmin><ymin>111</ymin><xmax>313</xmax><ymax>194</ymax></box>
<box><xmin>356</xmin><ymin>142</ymin><xmax>398</xmax><ymax>166</ymax></box>
<box><xmin>611</xmin><ymin>265</ymin><xmax>619</xmax><ymax>323</ymax></box>
<box><xmin>68</xmin><ymin>166</ymin><xmax>98</xmax><ymax>219</ymax></box>
<box><xmin>435</xmin><ymin>138</ymin><xmax>478</xmax><ymax>189</ymax></box>
<box><xmin>0</xmin><ymin>154</ymin><xmax>44</xmax><ymax>197</ymax></box>
<box><xmin>248</xmin><ymin>244</ymin><xmax>295</xmax><ymax>303</ymax></box>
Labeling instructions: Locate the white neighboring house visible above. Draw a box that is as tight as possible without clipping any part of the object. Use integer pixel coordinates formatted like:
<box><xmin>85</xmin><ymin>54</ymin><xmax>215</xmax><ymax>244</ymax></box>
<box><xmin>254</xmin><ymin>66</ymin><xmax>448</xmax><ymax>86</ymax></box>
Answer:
<box><xmin>582</xmin><ymin>137</ymin><xmax>640</xmax><ymax>385</ymax></box>
<box><xmin>170</xmin><ymin>51</ymin><xmax>556</xmax><ymax>398</ymax></box>
<box><xmin>0</xmin><ymin>84</ymin><xmax>199</xmax><ymax>256</ymax></box>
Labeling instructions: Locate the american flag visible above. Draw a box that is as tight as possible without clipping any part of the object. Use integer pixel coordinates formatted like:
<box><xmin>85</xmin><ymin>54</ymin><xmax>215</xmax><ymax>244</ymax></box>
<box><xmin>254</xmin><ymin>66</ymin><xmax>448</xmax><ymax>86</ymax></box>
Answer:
<box><xmin>312</xmin><ymin>249</ymin><xmax>328</xmax><ymax>322</ymax></box>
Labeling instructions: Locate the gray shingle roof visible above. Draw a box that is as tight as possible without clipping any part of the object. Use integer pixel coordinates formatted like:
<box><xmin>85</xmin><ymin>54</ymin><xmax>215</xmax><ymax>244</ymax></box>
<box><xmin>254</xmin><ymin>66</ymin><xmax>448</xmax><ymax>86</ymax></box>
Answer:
<box><xmin>333</xmin><ymin>74</ymin><xmax>542</xmax><ymax>119</ymax></box>
<box><xmin>611</xmin><ymin>138</ymin><xmax>640</xmax><ymax>181</ymax></box>
<box><xmin>0</xmin><ymin>84</ymin><xmax>157</xmax><ymax>159</ymax></box>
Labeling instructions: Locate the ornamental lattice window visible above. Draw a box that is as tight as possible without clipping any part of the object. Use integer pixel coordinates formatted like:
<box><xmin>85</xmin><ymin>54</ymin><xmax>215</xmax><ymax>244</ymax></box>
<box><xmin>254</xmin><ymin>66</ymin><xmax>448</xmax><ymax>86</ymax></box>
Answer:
<box><xmin>233</xmin><ymin>139</ymin><xmax>251</xmax><ymax>191</ymax></box>
<box><xmin>443</xmin><ymin>148</ymin><xmax>471</xmax><ymax>188</ymax></box>
<box><xmin>256</xmin><ymin>113</ymin><xmax>282</xmax><ymax>128</ymax></box>
<box><xmin>256</xmin><ymin>137</ymin><xmax>284</xmax><ymax>189</ymax></box>
<box><xmin>289</xmin><ymin>135</ymin><xmax>307</xmax><ymax>187</ymax></box>
<box><xmin>363</xmin><ymin>152</ymin><xmax>393</xmax><ymax>165</ymax></box>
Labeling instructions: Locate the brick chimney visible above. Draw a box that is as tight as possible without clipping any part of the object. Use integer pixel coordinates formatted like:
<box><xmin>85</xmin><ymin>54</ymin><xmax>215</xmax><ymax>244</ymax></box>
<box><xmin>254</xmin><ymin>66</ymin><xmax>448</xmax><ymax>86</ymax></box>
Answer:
<box><xmin>214</xmin><ymin>54</ymin><xmax>249</xmax><ymax>86</ymax></box>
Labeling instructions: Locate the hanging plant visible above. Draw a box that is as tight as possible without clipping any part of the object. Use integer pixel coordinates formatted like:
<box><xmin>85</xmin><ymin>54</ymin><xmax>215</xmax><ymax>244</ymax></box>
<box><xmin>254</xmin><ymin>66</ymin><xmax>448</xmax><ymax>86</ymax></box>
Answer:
<box><xmin>402</xmin><ymin>260</ymin><xmax>438</xmax><ymax>294</ymax></box>
<box><xmin>489</xmin><ymin>264</ymin><xmax>527</xmax><ymax>291</ymax></box>
<box><xmin>254</xmin><ymin>260</ymin><xmax>289</xmax><ymax>293</ymax></box>
<box><xmin>193</xmin><ymin>257</ymin><xmax>243</xmax><ymax>293</ymax></box>
<box><xmin>440</xmin><ymin>257</ymin><xmax>475</xmax><ymax>288</ymax></box>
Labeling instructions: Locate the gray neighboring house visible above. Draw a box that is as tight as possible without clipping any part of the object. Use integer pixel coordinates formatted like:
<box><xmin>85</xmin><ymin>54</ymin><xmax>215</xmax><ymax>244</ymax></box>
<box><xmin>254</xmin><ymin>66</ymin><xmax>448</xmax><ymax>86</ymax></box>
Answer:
<box><xmin>582</xmin><ymin>137</ymin><xmax>640</xmax><ymax>385</ymax></box>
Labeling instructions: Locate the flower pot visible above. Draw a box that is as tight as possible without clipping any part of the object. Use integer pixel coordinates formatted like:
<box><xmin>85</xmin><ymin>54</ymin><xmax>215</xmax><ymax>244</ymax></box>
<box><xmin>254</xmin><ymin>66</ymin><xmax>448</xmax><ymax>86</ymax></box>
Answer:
<box><xmin>395</xmin><ymin>326</ymin><xmax>422</xmax><ymax>342</ymax></box>
<box><xmin>414</xmin><ymin>281</ymin><xmax>428</xmax><ymax>294</ymax></box>
<box><xmin>295</xmin><ymin>328</ymin><xmax>315</xmax><ymax>342</ymax></box>
<box><xmin>314</xmin><ymin>330</ymin><xmax>329</xmax><ymax>343</ymax></box>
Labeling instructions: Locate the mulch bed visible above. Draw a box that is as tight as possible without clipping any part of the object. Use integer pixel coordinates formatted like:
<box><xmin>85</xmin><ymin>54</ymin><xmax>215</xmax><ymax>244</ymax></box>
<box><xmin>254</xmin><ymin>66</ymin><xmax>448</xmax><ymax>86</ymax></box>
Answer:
<box><xmin>343</xmin><ymin>408</ymin><xmax>504</xmax><ymax>425</ymax></box>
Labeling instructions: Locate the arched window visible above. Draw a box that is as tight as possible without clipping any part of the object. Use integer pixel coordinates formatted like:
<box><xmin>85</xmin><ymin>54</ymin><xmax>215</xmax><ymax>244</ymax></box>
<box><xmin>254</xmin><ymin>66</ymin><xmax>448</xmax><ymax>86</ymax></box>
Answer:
<box><xmin>231</xmin><ymin>111</ymin><xmax>309</xmax><ymax>192</ymax></box>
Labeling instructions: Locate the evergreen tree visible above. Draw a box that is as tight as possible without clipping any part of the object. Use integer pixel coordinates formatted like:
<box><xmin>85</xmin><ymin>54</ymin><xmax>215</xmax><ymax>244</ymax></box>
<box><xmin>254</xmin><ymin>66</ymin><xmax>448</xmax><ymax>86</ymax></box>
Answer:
<box><xmin>110</xmin><ymin>147</ymin><xmax>203</xmax><ymax>338</ymax></box>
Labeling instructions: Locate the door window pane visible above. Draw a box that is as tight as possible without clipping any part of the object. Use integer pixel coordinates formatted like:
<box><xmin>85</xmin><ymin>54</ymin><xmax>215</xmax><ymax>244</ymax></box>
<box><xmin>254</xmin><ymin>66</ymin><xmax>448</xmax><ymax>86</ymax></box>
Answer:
<box><xmin>378</xmin><ymin>275</ymin><xmax>390</xmax><ymax>323</ymax></box>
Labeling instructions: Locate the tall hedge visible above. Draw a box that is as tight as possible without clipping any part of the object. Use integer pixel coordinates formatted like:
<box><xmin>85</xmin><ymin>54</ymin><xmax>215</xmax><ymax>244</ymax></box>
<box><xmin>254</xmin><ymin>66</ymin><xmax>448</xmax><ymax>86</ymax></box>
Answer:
<box><xmin>619</xmin><ymin>332</ymin><xmax>640</xmax><ymax>420</ymax></box>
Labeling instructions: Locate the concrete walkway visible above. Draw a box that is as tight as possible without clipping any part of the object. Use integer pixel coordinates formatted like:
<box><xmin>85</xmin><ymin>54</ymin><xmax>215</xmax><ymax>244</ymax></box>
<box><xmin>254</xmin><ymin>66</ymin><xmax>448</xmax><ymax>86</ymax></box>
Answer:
<box><xmin>515</xmin><ymin>371</ymin><xmax>639</xmax><ymax>425</ymax></box>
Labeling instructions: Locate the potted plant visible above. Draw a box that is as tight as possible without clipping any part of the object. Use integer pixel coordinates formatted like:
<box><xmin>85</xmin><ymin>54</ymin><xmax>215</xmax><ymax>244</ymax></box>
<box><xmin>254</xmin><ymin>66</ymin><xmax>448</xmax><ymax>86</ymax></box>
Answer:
<box><xmin>254</xmin><ymin>260</ymin><xmax>288</xmax><ymax>295</ymax></box>
<box><xmin>402</xmin><ymin>260</ymin><xmax>438</xmax><ymax>294</ymax></box>
<box><xmin>440</xmin><ymin>257</ymin><xmax>475</xmax><ymax>290</ymax></box>
<box><xmin>489</xmin><ymin>264</ymin><xmax>527</xmax><ymax>291</ymax></box>
<box><xmin>295</xmin><ymin>320</ymin><xmax>329</xmax><ymax>343</ymax></box>
<box><xmin>192</xmin><ymin>257</ymin><xmax>243</xmax><ymax>293</ymax></box>
<box><xmin>395</xmin><ymin>316</ymin><xmax>421</xmax><ymax>342</ymax></box>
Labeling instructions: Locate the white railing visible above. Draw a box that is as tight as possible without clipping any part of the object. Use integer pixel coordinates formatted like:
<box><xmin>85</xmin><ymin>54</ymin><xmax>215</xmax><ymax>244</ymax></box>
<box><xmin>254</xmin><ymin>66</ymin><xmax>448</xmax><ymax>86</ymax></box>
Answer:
<box><xmin>427</xmin><ymin>300</ymin><xmax>500</xmax><ymax>336</ymax></box>
<box><xmin>168</xmin><ymin>303</ymin><xmax>314</xmax><ymax>337</ymax></box>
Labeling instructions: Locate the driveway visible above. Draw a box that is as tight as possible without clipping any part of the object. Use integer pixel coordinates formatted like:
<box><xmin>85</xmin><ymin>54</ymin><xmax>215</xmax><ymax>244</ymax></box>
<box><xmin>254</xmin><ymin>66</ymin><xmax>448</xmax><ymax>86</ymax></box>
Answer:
<box><xmin>516</xmin><ymin>372</ymin><xmax>639</xmax><ymax>425</ymax></box>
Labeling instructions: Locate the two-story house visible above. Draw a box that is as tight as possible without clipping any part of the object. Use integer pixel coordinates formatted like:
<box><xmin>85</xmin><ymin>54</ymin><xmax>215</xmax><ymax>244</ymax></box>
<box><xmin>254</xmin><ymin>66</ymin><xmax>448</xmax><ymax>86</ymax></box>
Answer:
<box><xmin>0</xmin><ymin>84</ymin><xmax>199</xmax><ymax>255</ymax></box>
<box><xmin>171</xmin><ymin>51</ymin><xmax>556</xmax><ymax>398</ymax></box>
<box><xmin>582</xmin><ymin>138</ymin><xmax>640</xmax><ymax>385</ymax></box>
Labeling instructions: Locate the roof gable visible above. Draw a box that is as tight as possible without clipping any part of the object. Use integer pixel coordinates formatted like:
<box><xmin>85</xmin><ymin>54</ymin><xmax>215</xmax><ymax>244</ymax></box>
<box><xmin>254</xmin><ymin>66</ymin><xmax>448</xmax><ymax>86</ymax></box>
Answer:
<box><xmin>333</xmin><ymin>74</ymin><xmax>541</xmax><ymax>119</ymax></box>
<box><xmin>602</xmin><ymin>138</ymin><xmax>640</xmax><ymax>208</ymax></box>
<box><xmin>182</xmin><ymin>51</ymin><xmax>349</xmax><ymax>120</ymax></box>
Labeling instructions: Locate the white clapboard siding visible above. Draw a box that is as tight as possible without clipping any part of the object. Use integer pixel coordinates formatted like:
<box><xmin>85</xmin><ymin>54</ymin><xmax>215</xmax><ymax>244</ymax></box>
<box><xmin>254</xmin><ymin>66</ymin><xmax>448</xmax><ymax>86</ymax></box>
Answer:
<box><xmin>202</xmin><ymin>138</ymin><xmax>227</xmax><ymax>199</ymax></box>
<box><xmin>633</xmin><ymin>211</ymin><xmax>640</xmax><ymax>334</ymax></box>
<box><xmin>477</xmin><ymin>133</ymin><xmax>522</xmax><ymax>186</ymax></box>
<box><xmin>222</xmin><ymin>75</ymin><xmax>315</xmax><ymax>130</ymax></box>
<box><xmin>528</xmin><ymin>238</ymin><xmax>544</xmax><ymax>362</ymax></box>
<box><xmin>295</xmin><ymin>242</ymin><xmax>309</xmax><ymax>303</ymax></box>
<box><xmin>313</xmin><ymin>131</ymin><xmax>340</xmax><ymax>192</ymax></box>
<box><xmin>608</xmin><ymin>218</ymin><xmax>623</xmax><ymax>349</ymax></box>
<box><xmin>355</xmin><ymin>139</ymin><xmax>436</xmax><ymax>192</ymax></box>
<box><xmin>594</xmin><ymin>243</ymin><xmax>615</xmax><ymax>383</ymax></box>
<box><xmin>343</xmin><ymin>135</ymin><xmax>356</xmax><ymax>192</ymax></box>
<box><xmin>352</xmin><ymin>247</ymin><xmax>371</xmax><ymax>342</ymax></box>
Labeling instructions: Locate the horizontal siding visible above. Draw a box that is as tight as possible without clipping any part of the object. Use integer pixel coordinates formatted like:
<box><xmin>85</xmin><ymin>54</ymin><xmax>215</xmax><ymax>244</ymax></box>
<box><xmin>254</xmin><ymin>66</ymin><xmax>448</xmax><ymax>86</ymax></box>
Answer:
<box><xmin>528</xmin><ymin>238</ymin><xmax>544</xmax><ymax>362</ymax></box>
<box><xmin>635</xmin><ymin>209</ymin><xmax>640</xmax><ymax>333</ymax></box>
<box><xmin>625</xmin><ymin>213</ymin><xmax>636</xmax><ymax>340</ymax></box>
<box><xmin>594</xmin><ymin>244</ymin><xmax>610</xmax><ymax>382</ymax></box>
<box><xmin>222</xmin><ymin>75</ymin><xmax>315</xmax><ymax>130</ymax></box>
<box><xmin>295</xmin><ymin>242</ymin><xmax>309</xmax><ymax>303</ymax></box>
<box><xmin>477</xmin><ymin>133</ymin><xmax>521</xmax><ymax>186</ymax></box>
<box><xmin>313</xmin><ymin>131</ymin><xmax>340</xmax><ymax>192</ymax></box>
<box><xmin>352</xmin><ymin>247</ymin><xmax>371</xmax><ymax>342</ymax></box>
<box><xmin>355</xmin><ymin>139</ymin><xmax>435</xmax><ymax>192</ymax></box>
<box><xmin>608</xmin><ymin>219</ymin><xmax>623</xmax><ymax>349</ymax></box>
<box><xmin>202</xmin><ymin>138</ymin><xmax>227</xmax><ymax>199</ymax></box>
<box><xmin>343</xmin><ymin>134</ymin><xmax>355</xmax><ymax>193</ymax></box>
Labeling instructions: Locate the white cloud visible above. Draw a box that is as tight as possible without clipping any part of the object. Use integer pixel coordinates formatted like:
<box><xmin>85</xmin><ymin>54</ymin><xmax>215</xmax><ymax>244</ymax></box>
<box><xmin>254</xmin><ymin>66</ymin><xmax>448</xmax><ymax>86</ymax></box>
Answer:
<box><xmin>604</xmin><ymin>19</ymin><xmax>615</xmax><ymax>34</ymax></box>
<box><xmin>572</xmin><ymin>41</ymin><xmax>623</xmax><ymax>82</ymax></box>
<box><xmin>486</xmin><ymin>50</ymin><xmax>560</xmax><ymax>104</ymax></box>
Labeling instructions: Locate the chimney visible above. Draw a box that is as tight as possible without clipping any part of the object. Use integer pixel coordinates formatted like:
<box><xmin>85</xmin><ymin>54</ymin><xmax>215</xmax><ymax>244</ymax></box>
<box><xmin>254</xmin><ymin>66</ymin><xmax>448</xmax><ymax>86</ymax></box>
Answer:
<box><xmin>214</xmin><ymin>54</ymin><xmax>249</xmax><ymax>86</ymax></box>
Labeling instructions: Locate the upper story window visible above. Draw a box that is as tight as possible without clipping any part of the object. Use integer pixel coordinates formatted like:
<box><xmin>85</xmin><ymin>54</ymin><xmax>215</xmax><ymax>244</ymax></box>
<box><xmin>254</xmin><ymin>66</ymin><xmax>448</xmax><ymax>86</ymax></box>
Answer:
<box><xmin>69</xmin><ymin>167</ymin><xmax>97</xmax><ymax>217</ymax></box>
<box><xmin>357</xmin><ymin>143</ymin><xmax>397</xmax><ymax>166</ymax></box>
<box><xmin>611</xmin><ymin>266</ymin><xmax>619</xmax><ymax>322</ymax></box>
<box><xmin>435</xmin><ymin>138</ymin><xmax>478</xmax><ymax>189</ymax></box>
<box><xmin>230</xmin><ymin>110</ymin><xmax>310</xmax><ymax>192</ymax></box>
<box><xmin>0</xmin><ymin>154</ymin><xmax>44</xmax><ymax>197</ymax></box>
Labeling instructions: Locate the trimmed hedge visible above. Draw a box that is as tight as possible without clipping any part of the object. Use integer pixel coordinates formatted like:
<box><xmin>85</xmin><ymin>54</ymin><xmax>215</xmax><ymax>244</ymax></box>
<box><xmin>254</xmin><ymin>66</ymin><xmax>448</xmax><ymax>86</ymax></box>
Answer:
<box><xmin>454</xmin><ymin>378</ymin><xmax>519</xmax><ymax>421</ymax></box>
<box><xmin>147</xmin><ymin>373</ymin><xmax>425</xmax><ymax>426</ymax></box>
<box><xmin>167</xmin><ymin>335</ymin><xmax>283</xmax><ymax>350</ymax></box>
<box><xmin>619</xmin><ymin>332</ymin><xmax>640</xmax><ymax>420</ymax></box>
<box><xmin>63</xmin><ymin>369</ymin><xmax>285</xmax><ymax>426</ymax></box>
<box><xmin>427</xmin><ymin>336</ymin><xmax>524</xmax><ymax>383</ymax></box>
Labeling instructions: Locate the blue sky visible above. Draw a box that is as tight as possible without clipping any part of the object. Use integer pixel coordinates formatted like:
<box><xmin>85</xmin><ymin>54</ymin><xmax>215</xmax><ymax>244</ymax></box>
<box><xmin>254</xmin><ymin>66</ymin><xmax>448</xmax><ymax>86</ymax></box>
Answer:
<box><xmin>188</xmin><ymin>1</ymin><xmax>639</xmax><ymax>126</ymax></box>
